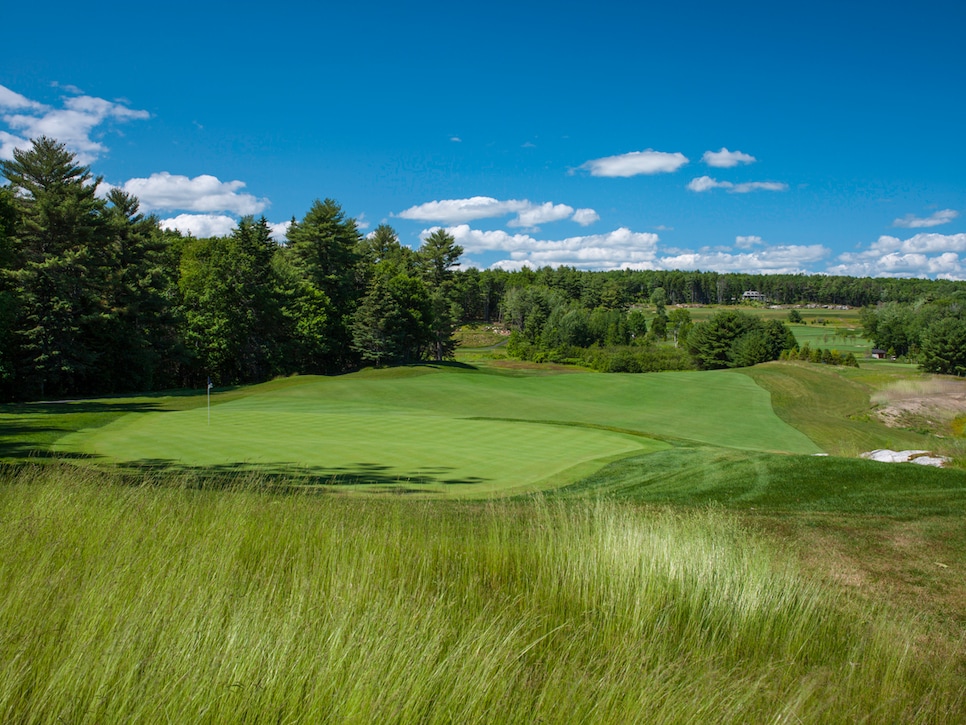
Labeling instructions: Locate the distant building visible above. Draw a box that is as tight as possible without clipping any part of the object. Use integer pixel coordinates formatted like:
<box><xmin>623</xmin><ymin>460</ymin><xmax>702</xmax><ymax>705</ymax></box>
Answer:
<box><xmin>871</xmin><ymin>349</ymin><xmax>888</xmax><ymax>359</ymax></box>
<box><xmin>741</xmin><ymin>290</ymin><xmax>766</xmax><ymax>302</ymax></box>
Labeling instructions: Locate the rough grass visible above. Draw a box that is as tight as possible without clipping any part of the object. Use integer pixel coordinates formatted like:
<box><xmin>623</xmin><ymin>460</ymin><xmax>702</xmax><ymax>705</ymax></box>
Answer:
<box><xmin>561</xmin><ymin>446</ymin><xmax>966</xmax><ymax>659</ymax></box>
<box><xmin>0</xmin><ymin>464</ymin><xmax>962</xmax><ymax>724</ymax></box>
<box><xmin>741</xmin><ymin>361</ymin><xmax>966</xmax><ymax>460</ymax></box>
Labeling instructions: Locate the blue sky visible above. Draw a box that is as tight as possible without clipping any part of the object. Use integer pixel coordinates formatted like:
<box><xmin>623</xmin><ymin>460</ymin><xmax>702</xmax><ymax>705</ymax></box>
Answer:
<box><xmin>2</xmin><ymin>0</ymin><xmax>964</xmax><ymax>278</ymax></box>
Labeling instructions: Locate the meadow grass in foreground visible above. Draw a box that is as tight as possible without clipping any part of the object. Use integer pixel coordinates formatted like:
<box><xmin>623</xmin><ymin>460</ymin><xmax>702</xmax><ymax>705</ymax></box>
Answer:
<box><xmin>1</xmin><ymin>465</ymin><xmax>963</xmax><ymax>724</ymax></box>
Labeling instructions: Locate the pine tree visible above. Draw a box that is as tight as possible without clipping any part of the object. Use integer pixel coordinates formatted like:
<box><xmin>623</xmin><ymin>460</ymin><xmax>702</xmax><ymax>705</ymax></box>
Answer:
<box><xmin>179</xmin><ymin>217</ymin><xmax>284</xmax><ymax>384</ymax></box>
<box><xmin>417</xmin><ymin>228</ymin><xmax>463</xmax><ymax>361</ymax></box>
<box><xmin>93</xmin><ymin>189</ymin><xmax>181</xmax><ymax>392</ymax></box>
<box><xmin>285</xmin><ymin>199</ymin><xmax>363</xmax><ymax>372</ymax></box>
<box><xmin>0</xmin><ymin>137</ymin><xmax>108</xmax><ymax>398</ymax></box>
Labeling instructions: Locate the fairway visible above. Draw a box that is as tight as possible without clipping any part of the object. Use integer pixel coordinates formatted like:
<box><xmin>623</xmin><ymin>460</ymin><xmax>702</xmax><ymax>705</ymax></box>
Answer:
<box><xmin>52</xmin><ymin>365</ymin><xmax>818</xmax><ymax>494</ymax></box>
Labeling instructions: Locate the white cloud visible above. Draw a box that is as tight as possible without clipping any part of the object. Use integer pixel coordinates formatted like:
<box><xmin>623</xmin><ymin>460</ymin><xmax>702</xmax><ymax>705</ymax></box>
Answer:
<box><xmin>0</xmin><ymin>131</ymin><xmax>26</xmax><ymax>161</ymax></box>
<box><xmin>356</xmin><ymin>212</ymin><xmax>370</xmax><ymax>230</ymax></box>
<box><xmin>508</xmin><ymin>202</ymin><xmax>575</xmax><ymax>228</ymax></box>
<box><xmin>580</xmin><ymin>149</ymin><xmax>689</xmax><ymax>177</ymax></box>
<box><xmin>829</xmin><ymin>232</ymin><xmax>966</xmax><ymax>279</ymax></box>
<box><xmin>892</xmin><ymin>209</ymin><xmax>959</xmax><ymax>228</ymax></box>
<box><xmin>0</xmin><ymin>85</ymin><xmax>46</xmax><ymax>112</ymax></box>
<box><xmin>661</xmin><ymin>245</ymin><xmax>828</xmax><ymax>275</ymax></box>
<box><xmin>51</xmin><ymin>82</ymin><xmax>85</xmax><ymax>95</ymax></box>
<box><xmin>732</xmin><ymin>181</ymin><xmax>787</xmax><ymax>193</ymax></box>
<box><xmin>0</xmin><ymin>85</ymin><xmax>149</xmax><ymax>164</ymax></box>
<box><xmin>450</xmin><ymin>136</ymin><xmax>462</xmax><ymax>142</ymax></box>
<box><xmin>735</xmin><ymin>235</ymin><xmax>763</xmax><ymax>249</ymax></box>
<box><xmin>432</xmin><ymin>225</ymin><xmax>661</xmax><ymax>271</ymax></box>
<box><xmin>572</xmin><ymin>208</ymin><xmax>600</xmax><ymax>226</ymax></box>
<box><xmin>269</xmin><ymin>221</ymin><xmax>291</xmax><ymax>243</ymax></box>
<box><xmin>687</xmin><ymin>176</ymin><xmax>726</xmax><ymax>192</ymax></box>
<box><xmin>397</xmin><ymin>196</ymin><xmax>596</xmax><ymax>228</ymax></box>
<box><xmin>688</xmin><ymin>176</ymin><xmax>788</xmax><ymax>193</ymax></box>
<box><xmin>427</xmin><ymin>223</ymin><xmax>836</xmax><ymax>275</ymax></box>
<box><xmin>702</xmin><ymin>148</ymin><xmax>756</xmax><ymax>168</ymax></box>
<box><xmin>159</xmin><ymin>214</ymin><xmax>238</xmax><ymax>238</ymax></box>
<box><xmin>120</xmin><ymin>172</ymin><xmax>269</xmax><ymax>214</ymax></box>
<box><xmin>399</xmin><ymin>197</ymin><xmax>530</xmax><ymax>224</ymax></box>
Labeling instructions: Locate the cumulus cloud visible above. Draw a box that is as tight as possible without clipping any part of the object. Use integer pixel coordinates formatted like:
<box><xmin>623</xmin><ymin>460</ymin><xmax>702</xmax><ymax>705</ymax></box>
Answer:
<box><xmin>829</xmin><ymin>232</ymin><xmax>966</xmax><ymax>279</ymax></box>
<box><xmin>509</xmin><ymin>202</ymin><xmax>575</xmax><ymax>228</ymax></box>
<box><xmin>0</xmin><ymin>85</ymin><xmax>46</xmax><ymax>111</ymax></box>
<box><xmin>269</xmin><ymin>221</ymin><xmax>291</xmax><ymax>243</ymax></box>
<box><xmin>892</xmin><ymin>209</ymin><xmax>959</xmax><ymax>228</ymax></box>
<box><xmin>0</xmin><ymin>84</ymin><xmax>149</xmax><ymax>163</ymax></box>
<box><xmin>580</xmin><ymin>150</ymin><xmax>688</xmax><ymax>177</ymax></box>
<box><xmin>159</xmin><ymin>214</ymin><xmax>238</xmax><ymax>238</ymax></box>
<box><xmin>688</xmin><ymin>176</ymin><xmax>788</xmax><ymax>193</ymax></box>
<box><xmin>432</xmin><ymin>223</ymin><xmax>831</xmax><ymax>274</ymax></box>
<box><xmin>430</xmin><ymin>225</ymin><xmax>661</xmax><ymax>271</ymax></box>
<box><xmin>734</xmin><ymin>235</ymin><xmax>764</xmax><ymax>249</ymax></box>
<box><xmin>397</xmin><ymin>196</ymin><xmax>596</xmax><ymax>229</ymax></box>
<box><xmin>0</xmin><ymin>131</ymin><xmax>25</xmax><ymax>160</ymax></box>
<box><xmin>398</xmin><ymin>197</ymin><xmax>522</xmax><ymax>224</ymax></box>
<box><xmin>120</xmin><ymin>172</ymin><xmax>269</xmax><ymax>215</ymax></box>
<box><xmin>571</xmin><ymin>208</ymin><xmax>600</xmax><ymax>226</ymax></box>
<box><xmin>687</xmin><ymin>176</ymin><xmax>726</xmax><ymax>192</ymax></box>
<box><xmin>702</xmin><ymin>148</ymin><xmax>756</xmax><ymax>168</ymax></box>
<box><xmin>661</xmin><ymin>245</ymin><xmax>828</xmax><ymax>275</ymax></box>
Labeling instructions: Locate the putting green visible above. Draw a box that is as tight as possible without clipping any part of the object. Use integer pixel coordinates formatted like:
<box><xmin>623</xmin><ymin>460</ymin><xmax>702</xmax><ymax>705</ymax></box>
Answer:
<box><xmin>56</xmin><ymin>407</ymin><xmax>663</xmax><ymax>496</ymax></box>
<box><xmin>53</xmin><ymin>365</ymin><xmax>819</xmax><ymax>495</ymax></box>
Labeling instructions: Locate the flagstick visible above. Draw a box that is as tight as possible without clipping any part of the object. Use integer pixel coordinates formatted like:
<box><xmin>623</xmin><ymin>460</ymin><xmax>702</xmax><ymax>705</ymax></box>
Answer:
<box><xmin>207</xmin><ymin>378</ymin><xmax>211</xmax><ymax>426</ymax></box>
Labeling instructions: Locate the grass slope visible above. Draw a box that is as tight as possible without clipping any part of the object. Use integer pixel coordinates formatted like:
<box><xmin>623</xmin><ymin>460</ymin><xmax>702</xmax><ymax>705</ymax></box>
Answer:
<box><xmin>42</xmin><ymin>365</ymin><xmax>816</xmax><ymax>495</ymax></box>
<box><xmin>742</xmin><ymin>361</ymin><xmax>966</xmax><ymax>459</ymax></box>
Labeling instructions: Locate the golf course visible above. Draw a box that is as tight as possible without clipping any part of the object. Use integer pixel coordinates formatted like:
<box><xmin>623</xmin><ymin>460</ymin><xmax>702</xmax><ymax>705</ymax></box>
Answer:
<box><xmin>2</xmin><ymin>360</ymin><xmax>966</xmax><ymax>723</ymax></box>
<box><xmin>49</xmin><ymin>365</ymin><xmax>818</xmax><ymax>494</ymax></box>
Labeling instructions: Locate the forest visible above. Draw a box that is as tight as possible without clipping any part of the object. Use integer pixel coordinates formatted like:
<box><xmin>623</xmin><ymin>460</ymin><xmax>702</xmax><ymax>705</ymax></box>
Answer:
<box><xmin>2</xmin><ymin>136</ymin><xmax>965</xmax><ymax>401</ymax></box>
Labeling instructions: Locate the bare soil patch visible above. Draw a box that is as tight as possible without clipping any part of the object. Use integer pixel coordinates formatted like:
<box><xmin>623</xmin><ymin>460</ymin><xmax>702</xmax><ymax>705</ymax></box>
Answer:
<box><xmin>870</xmin><ymin>377</ymin><xmax>966</xmax><ymax>436</ymax></box>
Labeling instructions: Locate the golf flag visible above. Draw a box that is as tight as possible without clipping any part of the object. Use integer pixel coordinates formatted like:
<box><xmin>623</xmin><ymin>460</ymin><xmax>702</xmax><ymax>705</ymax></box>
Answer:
<box><xmin>208</xmin><ymin>378</ymin><xmax>213</xmax><ymax>391</ymax></box>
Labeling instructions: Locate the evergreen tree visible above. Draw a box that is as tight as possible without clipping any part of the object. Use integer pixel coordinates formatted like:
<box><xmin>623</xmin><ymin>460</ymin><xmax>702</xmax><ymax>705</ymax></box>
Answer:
<box><xmin>179</xmin><ymin>217</ymin><xmax>284</xmax><ymax>384</ymax></box>
<box><xmin>1</xmin><ymin>137</ymin><xmax>108</xmax><ymax>398</ymax></box>
<box><xmin>0</xmin><ymin>187</ymin><xmax>17</xmax><ymax>391</ymax></box>
<box><xmin>418</xmin><ymin>229</ymin><xmax>463</xmax><ymax>361</ymax></box>
<box><xmin>919</xmin><ymin>317</ymin><xmax>966</xmax><ymax>376</ymax></box>
<box><xmin>93</xmin><ymin>189</ymin><xmax>181</xmax><ymax>391</ymax></box>
<box><xmin>286</xmin><ymin>199</ymin><xmax>363</xmax><ymax>372</ymax></box>
<box><xmin>352</xmin><ymin>264</ymin><xmax>432</xmax><ymax>366</ymax></box>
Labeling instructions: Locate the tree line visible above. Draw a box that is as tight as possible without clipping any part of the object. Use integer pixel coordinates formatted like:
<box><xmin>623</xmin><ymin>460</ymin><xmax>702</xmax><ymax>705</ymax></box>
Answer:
<box><xmin>3</xmin><ymin>137</ymin><xmax>965</xmax><ymax>400</ymax></box>
<box><xmin>0</xmin><ymin>138</ymin><xmax>463</xmax><ymax>400</ymax></box>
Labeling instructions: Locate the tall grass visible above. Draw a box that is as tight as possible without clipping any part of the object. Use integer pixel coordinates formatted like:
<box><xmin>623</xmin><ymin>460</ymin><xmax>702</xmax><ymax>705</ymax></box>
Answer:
<box><xmin>1</xmin><ymin>465</ymin><xmax>962</xmax><ymax>723</ymax></box>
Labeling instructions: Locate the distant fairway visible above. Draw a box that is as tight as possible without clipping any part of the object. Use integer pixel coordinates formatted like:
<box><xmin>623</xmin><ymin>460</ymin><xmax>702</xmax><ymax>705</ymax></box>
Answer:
<box><xmin>53</xmin><ymin>365</ymin><xmax>818</xmax><ymax>494</ymax></box>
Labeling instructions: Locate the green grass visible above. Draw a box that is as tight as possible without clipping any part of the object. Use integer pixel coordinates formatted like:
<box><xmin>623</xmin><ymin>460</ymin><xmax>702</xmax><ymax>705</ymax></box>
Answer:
<box><xmin>560</xmin><ymin>445</ymin><xmax>966</xmax><ymax>516</ymax></box>
<box><xmin>788</xmin><ymin>323</ymin><xmax>870</xmax><ymax>355</ymax></box>
<box><xmin>0</xmin><ymin>465</ymin><xmax>962</xmax><ymax>724</ymax></box>
<box><xmin>5</xmin><ymin>364</ymin><xmax>819</xmax><ymax>496</ymax></box>
<box><xmin>4</xmin><ymin>361</ymin><xmax>966</xmax><ymax>720</ymax></box>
